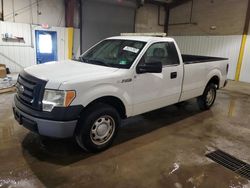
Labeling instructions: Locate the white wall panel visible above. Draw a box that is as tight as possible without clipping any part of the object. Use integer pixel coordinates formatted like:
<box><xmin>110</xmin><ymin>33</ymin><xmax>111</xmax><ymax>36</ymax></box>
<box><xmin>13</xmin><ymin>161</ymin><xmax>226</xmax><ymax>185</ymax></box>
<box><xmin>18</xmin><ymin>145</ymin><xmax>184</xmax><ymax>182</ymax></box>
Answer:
<box><xmin>0</xmin><ymin>21</ymin><xmax>69</xmax><ymax>73</ymax></box>
<box><xmin>240</xmin><ymin>36</ymin><xmax>250</xmax><ymax>83</ymax></box>
<box><xmin>0</xmin><ymin>21</ymin><xmax>32</xmax><ymax>46</ymax></box>
<box><xmin>172</xmin><ymin>35</ymin><xmax>242</xmax><ymax>80</ymax></box>
<box><xmin>73</xmin><ymin>29</ymin><xmax>81</xmax><ymax>58</ymax></box>
<box><xmin>3</xmin><ymin>0</ymin><xmax>66</xmax><ymax>27</ymax></box>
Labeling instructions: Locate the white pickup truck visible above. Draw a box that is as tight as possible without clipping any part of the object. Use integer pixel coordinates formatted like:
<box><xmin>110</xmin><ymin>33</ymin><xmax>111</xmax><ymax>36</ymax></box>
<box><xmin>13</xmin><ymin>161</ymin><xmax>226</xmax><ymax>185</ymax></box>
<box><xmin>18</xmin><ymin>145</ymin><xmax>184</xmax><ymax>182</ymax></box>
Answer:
<box><xmin>13</xmin><ymin>35</ymin><xmax>228</xmax><ymax>152</ymax></box>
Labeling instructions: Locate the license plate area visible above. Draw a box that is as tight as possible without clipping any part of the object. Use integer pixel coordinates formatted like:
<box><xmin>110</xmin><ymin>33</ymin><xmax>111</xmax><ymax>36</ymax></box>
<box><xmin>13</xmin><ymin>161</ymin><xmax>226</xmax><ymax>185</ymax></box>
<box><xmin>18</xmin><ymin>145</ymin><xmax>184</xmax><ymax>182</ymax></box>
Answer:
<box><xmin>13</xmin><ymin>108</ymin><xmax>23</xmax><ymax>124</ymax></box>
<box><xmin>13</xmin><ymin>107</ymin><xmax>38</xmax><ymax>133</ymax></box>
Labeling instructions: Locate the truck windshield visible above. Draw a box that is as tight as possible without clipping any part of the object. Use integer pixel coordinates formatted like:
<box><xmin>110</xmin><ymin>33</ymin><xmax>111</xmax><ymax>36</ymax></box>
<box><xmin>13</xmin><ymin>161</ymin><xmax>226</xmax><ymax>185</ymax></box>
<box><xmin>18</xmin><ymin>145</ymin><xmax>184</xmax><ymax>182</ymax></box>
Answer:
<box><xmin>78</xmin><ymin>39</ymin><xmax>146</xmax><ymax>69</ymax></box>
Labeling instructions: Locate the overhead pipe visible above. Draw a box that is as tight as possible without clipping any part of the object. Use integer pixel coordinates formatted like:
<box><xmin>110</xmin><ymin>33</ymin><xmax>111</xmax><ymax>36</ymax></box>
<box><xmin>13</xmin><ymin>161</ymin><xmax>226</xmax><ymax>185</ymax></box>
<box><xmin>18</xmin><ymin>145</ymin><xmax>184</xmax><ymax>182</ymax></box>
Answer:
<box><xmin>79</xmin><ymin>0</ymin><xmax>82</xmax><ymax>54</ymax></box>
<box><xmin>65</xmin><ymin>0</ymin><xmax>75</xmax><ymax>27</ymax></box>
<box><xmin>1</xmin><ymin>0</ymin><xmax>3</xmax><ymax>21</ymax></box>
<box><xmin>12</xmin><ymin>0</ymin><xmax>15</xmax><ymax>22</ymax></box>
<box><xmin>168</xmin><ymin>0</ymin><xmax>197</xmax><ymax>26</ymax></box>
<box><xmin>29</xmin><ymin>0</ymin><xmax>33</xmax><ymax>24</ymax></box>
<box><xmin>3</xmin><ymin>0</ymin><xmax>42</xmax><ymax>20</ymax></box>
<box><xmin>164</xmin><ymin>5</ymin><xmax>170</xmax><ymax>34</ymax></box>
<box><xmin>158</xmin><ymin>5</ymin><xmax>164</xmax><ymax>26</ymax></box>
<box><xmin>36</xmin><ymin>0</ymin><xmax>39</xmax><ymax>23</ymax></box>
<box><xmin>169</xmin><ymin>0</ymin><xmax>191</xmax><ymax>9</ymax></box>
<box><xmin>157</xmin><ymin>0</ymin><xmax>196</xmax><ymax>28</ymax></box>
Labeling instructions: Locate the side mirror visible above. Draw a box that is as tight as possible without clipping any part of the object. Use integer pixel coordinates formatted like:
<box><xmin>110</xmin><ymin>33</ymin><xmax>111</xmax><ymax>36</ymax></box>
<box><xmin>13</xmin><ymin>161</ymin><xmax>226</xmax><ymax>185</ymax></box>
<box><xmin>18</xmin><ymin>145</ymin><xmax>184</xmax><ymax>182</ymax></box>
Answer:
<box><xmin>136</xmin><ymin>62</ymin><xmax>162</xmax><ymax>74</ymax></box>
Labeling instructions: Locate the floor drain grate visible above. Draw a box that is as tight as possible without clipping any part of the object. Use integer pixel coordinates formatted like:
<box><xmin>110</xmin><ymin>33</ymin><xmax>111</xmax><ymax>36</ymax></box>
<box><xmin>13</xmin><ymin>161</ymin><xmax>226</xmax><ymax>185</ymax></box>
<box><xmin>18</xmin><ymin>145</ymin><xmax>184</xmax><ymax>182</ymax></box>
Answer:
<box><xmin>206</xmin><ymin>149</ymin><xmax>250</xmax><ymax>180</ymax></box>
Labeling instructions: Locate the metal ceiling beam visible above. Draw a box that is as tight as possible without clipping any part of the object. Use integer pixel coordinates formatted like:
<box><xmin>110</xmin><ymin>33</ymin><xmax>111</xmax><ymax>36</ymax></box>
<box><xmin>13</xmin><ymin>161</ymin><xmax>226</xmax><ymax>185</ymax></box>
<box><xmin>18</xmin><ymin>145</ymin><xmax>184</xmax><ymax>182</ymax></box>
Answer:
<box><xmin>142</xmin><ymin>0</ymin><xmax>193</xmax><ymax>11</ymax></box>
<box><xmin>169</xmin><ymin>0</ymin><xmax>192</xmax><ymax>9</ymax></box>
<box><xmin>144</xmin><ymin>0</ymin><xmax>167</xmax><ymax>6</ymax></box>
<box><xmin>143</xmin><ymin>0</ymin><xmax>191</xmax><ymax>7</ymax></box>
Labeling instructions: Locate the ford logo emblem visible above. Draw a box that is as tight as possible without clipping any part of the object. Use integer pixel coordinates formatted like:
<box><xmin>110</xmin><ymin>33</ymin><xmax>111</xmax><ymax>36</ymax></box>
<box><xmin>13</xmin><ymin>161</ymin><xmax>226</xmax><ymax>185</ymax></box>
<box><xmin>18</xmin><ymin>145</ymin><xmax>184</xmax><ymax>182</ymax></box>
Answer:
<box><xmin>17</xmin><ymin>84</ymin><xmax>25</xmax><ymax>94</ymax></box>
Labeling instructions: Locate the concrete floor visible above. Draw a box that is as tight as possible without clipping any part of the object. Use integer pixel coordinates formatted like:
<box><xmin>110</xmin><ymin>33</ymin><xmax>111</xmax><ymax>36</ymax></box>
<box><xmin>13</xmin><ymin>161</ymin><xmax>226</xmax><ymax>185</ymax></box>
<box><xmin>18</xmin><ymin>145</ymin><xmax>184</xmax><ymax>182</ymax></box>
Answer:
<box><xmin>1</xmin><ymin>81</ymin><xmax>250</xmax><ymax>188</ymax></box>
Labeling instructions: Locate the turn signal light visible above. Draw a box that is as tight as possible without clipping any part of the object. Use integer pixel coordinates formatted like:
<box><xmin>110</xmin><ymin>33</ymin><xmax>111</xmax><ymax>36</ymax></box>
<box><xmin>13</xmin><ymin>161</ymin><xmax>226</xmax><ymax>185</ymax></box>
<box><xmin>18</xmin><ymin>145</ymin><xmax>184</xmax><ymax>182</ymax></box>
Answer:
<box><xmin>65</xmin><ymin>90</ymin><xmax>76</xmax><ymax>107</ymax></box>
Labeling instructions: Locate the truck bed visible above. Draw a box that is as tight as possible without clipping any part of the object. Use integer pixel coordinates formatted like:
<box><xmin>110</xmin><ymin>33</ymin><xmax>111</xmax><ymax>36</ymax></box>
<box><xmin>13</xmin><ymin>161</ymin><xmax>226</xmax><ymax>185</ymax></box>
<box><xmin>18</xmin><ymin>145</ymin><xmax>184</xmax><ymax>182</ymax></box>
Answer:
<box><xmin>182</xmin><ymin>54</ymin><xmax>228</xmax><ymax>64</ymax></box>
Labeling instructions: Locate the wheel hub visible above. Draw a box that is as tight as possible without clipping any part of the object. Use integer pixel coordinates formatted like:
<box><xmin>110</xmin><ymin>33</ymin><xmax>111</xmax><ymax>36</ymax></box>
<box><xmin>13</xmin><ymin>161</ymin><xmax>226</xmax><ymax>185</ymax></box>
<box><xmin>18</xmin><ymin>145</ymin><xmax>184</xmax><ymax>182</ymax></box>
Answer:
<box><xmin>90</xmin><ymin>115</ymin><xmax>115</xmax><ymax>145</ymax></box>
<box><xmin>96</xmin><ymin>123</ymin><xmax>109</xmax><ymax>136</ymax></box>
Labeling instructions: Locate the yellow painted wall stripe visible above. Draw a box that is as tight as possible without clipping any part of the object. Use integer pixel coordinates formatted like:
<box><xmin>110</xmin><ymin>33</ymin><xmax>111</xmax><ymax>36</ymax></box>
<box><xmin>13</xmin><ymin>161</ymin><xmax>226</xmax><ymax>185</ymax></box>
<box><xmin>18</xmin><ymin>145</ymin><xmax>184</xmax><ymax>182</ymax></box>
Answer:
<box><xmin>67</xmin><ymin>27</ymin><xmax>74</xmax><ymax>59</ymax></box>
<box><xmin>235</xmin><ymin>34</ymin><xmax>247</xmax><ymax>81</ymax></box>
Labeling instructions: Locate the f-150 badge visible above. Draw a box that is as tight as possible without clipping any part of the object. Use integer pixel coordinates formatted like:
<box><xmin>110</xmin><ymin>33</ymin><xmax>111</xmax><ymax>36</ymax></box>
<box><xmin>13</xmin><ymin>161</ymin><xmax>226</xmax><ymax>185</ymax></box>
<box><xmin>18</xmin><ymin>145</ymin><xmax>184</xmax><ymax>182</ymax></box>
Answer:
<box><xmin>118</xmin><ymin>78</ymin><xmax>132</xmax><ymax>83</ymax></box>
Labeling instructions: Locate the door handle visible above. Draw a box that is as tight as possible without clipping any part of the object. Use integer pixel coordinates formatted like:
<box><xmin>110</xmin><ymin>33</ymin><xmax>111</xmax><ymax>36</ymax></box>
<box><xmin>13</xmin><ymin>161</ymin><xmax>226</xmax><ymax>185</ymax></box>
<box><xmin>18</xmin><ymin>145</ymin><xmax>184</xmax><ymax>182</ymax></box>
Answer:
<box><xmin>170</xmin><ymin>72</ymin><xmax>177</xmax><ymax>79</ymax></box>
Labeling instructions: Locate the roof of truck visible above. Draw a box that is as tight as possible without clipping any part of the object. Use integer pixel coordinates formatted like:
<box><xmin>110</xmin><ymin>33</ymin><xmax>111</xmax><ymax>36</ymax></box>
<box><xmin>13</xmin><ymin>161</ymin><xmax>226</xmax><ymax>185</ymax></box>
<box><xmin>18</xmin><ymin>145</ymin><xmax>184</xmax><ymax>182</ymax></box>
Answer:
<box><xmin>107</xmin><ymin>36</ymin><xmax>175</xmax><ymax>43</ymax></box>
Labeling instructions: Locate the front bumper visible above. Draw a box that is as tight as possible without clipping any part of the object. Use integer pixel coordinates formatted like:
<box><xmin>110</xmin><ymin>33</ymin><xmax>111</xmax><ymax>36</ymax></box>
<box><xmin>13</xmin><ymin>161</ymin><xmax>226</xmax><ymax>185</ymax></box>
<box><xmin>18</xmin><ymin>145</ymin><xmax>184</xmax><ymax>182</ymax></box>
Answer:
<box><xmin>13</xmin><ymin>96</ymin><xmax>82</xmax><ymax>138</ymax></box>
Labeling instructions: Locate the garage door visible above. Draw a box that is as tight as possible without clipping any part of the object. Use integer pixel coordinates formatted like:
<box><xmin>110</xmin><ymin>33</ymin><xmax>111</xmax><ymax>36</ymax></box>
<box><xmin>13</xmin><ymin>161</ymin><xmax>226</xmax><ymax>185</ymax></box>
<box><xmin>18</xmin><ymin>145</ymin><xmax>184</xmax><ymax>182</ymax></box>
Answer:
<box><xmin>81</xmin><ymin>0</ymin><xmax>137</xmax><ymax>52</ymax></box>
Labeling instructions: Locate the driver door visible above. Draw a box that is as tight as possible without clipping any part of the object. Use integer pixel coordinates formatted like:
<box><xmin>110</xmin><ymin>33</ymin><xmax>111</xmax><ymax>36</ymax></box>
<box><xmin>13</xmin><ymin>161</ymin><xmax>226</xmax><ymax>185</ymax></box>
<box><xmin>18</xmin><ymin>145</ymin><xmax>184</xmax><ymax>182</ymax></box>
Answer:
<box><xmin>132</xmin><ymin>42</ymin><xmax>183</xmax><ymax>115</ymax></box>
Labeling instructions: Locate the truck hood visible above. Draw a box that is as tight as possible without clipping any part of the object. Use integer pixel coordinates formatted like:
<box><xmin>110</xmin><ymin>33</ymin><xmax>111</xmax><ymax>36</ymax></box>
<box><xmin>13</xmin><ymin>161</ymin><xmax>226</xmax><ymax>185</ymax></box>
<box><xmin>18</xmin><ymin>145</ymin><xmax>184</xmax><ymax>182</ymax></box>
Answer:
<box><xmin>24</xmin><ymin>60</ymin><xmax>119</xmax><ymax>89</ymax></box>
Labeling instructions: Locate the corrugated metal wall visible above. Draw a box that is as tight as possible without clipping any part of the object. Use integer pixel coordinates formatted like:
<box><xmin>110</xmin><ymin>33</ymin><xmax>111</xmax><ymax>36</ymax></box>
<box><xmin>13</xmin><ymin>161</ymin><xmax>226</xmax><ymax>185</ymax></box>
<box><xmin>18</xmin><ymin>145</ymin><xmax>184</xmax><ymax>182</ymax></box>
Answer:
<box><xmin>81</xmin><ymin>0</ymin><xmax>137</xmax><ymax>52</ymax></box>
<box><xmin>240</xmin><ymin>35</ymin><xmax>250</xmax><ymax>83</ymax></box>
<box><xmin>172</xmin><ymin>35</ymin><xmax>242</xmax><ymax>80</ymax></box>
<box><xmin>0</xmin><ymin>21</ymin><xmax>69</xmax><ymax>73</ymax></box>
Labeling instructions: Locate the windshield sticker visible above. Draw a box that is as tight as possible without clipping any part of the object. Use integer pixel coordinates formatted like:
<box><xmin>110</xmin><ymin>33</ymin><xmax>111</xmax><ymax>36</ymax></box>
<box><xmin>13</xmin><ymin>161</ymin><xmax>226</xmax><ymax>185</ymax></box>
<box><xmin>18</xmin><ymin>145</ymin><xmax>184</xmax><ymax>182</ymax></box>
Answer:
<box><xmin>123</xmin><ymin>46</ymin><xmax>139</xmax><ymax>53</ymax></box>
<box><xmin>119</xmin><ymin>60</ymin><xmax>127</xmax><ymax>65</ymax></box>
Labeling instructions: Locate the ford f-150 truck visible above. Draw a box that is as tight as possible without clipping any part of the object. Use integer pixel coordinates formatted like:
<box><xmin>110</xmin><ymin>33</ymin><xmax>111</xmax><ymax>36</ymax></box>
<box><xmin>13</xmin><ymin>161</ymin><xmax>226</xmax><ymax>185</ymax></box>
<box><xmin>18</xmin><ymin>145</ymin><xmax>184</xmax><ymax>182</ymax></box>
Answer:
<box><xmin>13</xmin><ymin>35</ymin><xmax>228</xmax><ymax>152</ymax></box>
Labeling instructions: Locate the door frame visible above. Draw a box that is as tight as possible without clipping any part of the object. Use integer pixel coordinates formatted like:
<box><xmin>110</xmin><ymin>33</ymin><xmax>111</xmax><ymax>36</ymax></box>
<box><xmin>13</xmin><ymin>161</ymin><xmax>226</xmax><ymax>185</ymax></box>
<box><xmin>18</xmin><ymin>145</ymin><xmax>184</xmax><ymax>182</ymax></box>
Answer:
<box><xmin>131</xmin><ymin>41</ymin><xmax>183</xmax><ymax>115</ymax></box>
<box><xmin>35</xmin><ymin>30</ymin><xmax>58</xmax><ymax>64</ymax></box>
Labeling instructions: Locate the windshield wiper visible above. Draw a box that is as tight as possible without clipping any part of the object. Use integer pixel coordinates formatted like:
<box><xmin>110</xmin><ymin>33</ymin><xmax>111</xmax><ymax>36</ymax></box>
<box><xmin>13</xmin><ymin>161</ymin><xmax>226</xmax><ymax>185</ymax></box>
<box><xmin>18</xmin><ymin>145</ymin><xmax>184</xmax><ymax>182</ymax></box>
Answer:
<box><xmin>88</xmin><ymin>59</ymin><xmax>111</xmax><ymax>67</ymax></box>
<box><xmin>77</xmin><ymin>57</ymin><xmax>111</xmax><ymax>67</ymax></box>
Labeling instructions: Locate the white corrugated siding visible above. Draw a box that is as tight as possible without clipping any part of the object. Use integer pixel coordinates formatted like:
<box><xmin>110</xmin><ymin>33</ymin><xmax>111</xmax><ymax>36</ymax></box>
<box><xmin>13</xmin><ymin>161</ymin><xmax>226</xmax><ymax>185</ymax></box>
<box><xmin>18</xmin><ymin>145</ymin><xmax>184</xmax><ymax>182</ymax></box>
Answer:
<box><xmin>0</xmin><ymin>21</ymin><xmax>68</xmax><ymax>73</ymax></box>
<box><xmin>172</xmin><ymin>35</ymin><xmax>242</xmax><ymax>80</ymax></box>
<box><xmin>240</xmin><ymin>35</ymin><xmax>250</xmax><ymax>83</ymax></box>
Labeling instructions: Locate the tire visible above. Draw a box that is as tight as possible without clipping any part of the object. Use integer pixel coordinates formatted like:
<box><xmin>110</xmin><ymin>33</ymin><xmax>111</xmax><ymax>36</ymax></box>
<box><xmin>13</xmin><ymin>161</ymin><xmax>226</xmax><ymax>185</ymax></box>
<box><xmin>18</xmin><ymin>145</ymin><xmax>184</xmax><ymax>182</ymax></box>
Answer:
<box><xmin>75</xmin><ymin>103</ymin><xmax>120</xmax><ymax>152</ymax></box>
<box><xmin>174</xmin><ymin>101</ymin><xmax>187</xmax><ymax>108</ymax></box>
<box><xmin>197</xmin><ymin>83</ymin><xmax>217</xmax><ymax>110</ymax></box>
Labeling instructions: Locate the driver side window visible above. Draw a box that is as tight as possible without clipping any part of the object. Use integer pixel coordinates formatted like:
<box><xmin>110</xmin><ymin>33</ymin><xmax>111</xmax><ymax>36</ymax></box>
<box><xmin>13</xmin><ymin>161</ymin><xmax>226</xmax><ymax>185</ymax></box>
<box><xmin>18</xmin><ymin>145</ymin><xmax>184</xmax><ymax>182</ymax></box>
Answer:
<box><xmin>140</xmin><ymin>42</ymin><xmax>180</xmax><ymax>66</ymax></box>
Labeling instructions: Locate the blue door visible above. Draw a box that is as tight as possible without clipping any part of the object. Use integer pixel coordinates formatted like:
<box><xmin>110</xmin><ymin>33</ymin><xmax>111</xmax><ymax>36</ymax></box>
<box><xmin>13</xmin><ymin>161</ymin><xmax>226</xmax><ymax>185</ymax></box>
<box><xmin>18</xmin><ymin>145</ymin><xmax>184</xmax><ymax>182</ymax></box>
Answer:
<box><xmin>35</xmin><ymin>30</ymin><xmax>57</xmax><ymax>64</ymax></box>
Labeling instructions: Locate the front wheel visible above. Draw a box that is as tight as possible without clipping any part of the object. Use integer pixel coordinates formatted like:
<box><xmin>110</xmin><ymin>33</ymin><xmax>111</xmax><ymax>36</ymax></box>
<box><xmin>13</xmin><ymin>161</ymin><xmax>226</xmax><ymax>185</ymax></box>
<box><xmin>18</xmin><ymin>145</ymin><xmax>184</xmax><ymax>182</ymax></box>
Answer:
<box><xmin>75</xmin><ymin>103</ymin><xmax>120</xmax><ymax>152</ymax></box>
<box><xmin>197</xmin><ymin>83</ymin><xmax>217</xmax><ymax>110</ymax></box>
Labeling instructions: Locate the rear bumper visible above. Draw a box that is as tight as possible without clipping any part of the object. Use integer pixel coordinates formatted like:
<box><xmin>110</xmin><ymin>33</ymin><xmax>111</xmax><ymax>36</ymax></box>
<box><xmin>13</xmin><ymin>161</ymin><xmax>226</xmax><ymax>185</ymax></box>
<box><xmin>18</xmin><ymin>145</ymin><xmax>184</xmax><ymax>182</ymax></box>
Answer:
<box><xmin>13</xmin><ymin>96</ymin><xmax>81</xmax><ymax>138</ymax></box>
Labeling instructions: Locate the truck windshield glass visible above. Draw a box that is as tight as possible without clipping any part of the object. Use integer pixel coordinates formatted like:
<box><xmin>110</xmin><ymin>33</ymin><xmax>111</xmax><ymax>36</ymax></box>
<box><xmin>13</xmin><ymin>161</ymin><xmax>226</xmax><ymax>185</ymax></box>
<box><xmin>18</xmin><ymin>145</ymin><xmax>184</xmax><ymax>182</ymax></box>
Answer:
<box><xmin>79</xmin><ymin>39</ymin><xmax>146</xmax><ymax>68</ymax></box>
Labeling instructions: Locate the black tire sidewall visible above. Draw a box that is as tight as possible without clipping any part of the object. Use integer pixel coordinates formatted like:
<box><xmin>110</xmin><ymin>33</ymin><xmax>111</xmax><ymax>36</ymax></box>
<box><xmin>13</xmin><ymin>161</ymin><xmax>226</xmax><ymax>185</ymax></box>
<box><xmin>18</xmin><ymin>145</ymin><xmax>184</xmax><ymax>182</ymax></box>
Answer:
<box><xmin>75</xmin><ymin>103</ymin><xmax>120</xmax><ymax>152</ymax></box>
<box><xmin>198</xmin><ymin>83</ymin><xmax>217</xmax><ymax>110</ymax></box>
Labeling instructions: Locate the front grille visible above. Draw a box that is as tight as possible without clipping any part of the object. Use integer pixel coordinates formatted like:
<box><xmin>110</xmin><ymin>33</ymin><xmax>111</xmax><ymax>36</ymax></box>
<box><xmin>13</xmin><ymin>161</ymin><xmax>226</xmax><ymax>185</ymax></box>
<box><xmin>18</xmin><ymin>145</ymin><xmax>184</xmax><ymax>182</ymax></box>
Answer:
<box><xmin>17</xmin><ymin>75</ymin><xmax>36</xmax><ymax>105</ymax></box>
<box><xmin>16</xmin><ymin>71</ymin><xmax>47</xmax><ymax>110</ymax></box>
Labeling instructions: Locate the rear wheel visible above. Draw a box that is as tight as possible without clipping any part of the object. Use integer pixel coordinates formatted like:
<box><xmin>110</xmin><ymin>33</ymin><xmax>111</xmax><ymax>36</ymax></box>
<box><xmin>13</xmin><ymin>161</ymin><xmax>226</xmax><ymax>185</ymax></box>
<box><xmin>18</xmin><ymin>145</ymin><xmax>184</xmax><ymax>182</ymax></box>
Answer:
<box><xmin>75</xmin><ymin>103</ymin><xmax>120</xmax><ymax>152</ymax></box>
<box><xmin>197</xmin><ymin>83</ymin><xmax>217</xmax><ymax>110</ymax></box>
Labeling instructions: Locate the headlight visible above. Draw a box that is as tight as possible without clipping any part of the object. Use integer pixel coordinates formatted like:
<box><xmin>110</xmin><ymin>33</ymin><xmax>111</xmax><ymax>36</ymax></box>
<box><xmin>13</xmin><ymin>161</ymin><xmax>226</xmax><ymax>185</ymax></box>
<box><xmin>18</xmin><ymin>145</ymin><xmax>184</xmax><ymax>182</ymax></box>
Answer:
<box><xmin>42</xmin><ymin>90</ymin><xmax>76</xmax><ymax>112</ymax></box>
